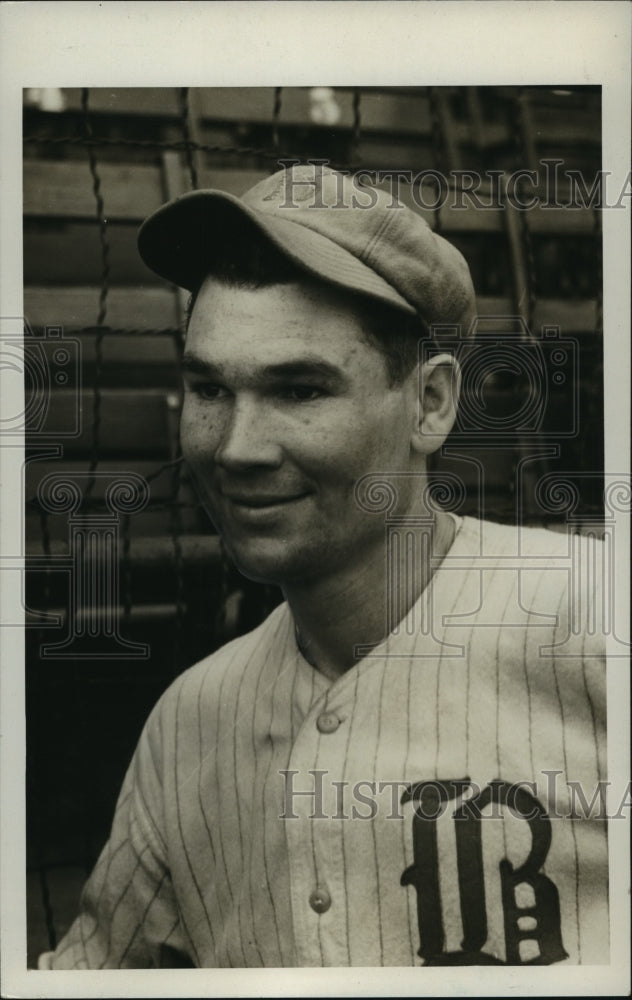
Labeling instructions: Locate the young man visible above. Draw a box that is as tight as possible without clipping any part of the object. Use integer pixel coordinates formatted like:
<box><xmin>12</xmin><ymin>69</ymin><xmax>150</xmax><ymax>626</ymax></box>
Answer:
<box><xmin>40</xmin><ymin>165</ymin><xmax>608</xmax><ymax>968</ymax></box>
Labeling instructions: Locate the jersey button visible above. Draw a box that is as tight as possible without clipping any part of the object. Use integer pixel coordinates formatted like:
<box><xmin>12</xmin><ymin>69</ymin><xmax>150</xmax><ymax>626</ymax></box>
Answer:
<box><xmin>316</xmin><ymin>711</ymin><xmax>340</xmax><ymax>734</ymax></box>
<box><xmin>309</xmin><ymin>887</ymin><xmax>331</xmax><ymax>914</ymax></box>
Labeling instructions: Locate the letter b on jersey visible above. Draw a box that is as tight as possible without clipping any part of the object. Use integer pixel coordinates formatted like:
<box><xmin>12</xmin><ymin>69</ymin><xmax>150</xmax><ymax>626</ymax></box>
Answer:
<box><xmin>401</xmin><ymin>779</ymin><xmax>568</xmax><ymax>965</ymax></box>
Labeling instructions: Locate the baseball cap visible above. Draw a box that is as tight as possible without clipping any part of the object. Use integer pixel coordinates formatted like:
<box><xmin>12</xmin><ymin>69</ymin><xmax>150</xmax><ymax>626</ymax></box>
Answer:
<box><xmin>137</xmin><ymin>163</ymin><xmax>476</xmax><ymax>334</ymax></box>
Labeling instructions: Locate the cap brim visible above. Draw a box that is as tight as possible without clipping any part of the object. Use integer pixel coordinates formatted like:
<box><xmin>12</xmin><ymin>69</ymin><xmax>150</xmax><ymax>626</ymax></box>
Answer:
<box><xmin>137</xmin><ymin>188</ymin><xmax>417</xmax><ymax>316</ymax></box>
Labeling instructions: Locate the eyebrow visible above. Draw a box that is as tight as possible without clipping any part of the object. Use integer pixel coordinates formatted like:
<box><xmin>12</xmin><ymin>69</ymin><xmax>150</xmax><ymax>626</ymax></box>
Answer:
<box><xmin>181</xmin><ymin>353</ymin><xmax>348</xmax><ymax>386</ymax></box>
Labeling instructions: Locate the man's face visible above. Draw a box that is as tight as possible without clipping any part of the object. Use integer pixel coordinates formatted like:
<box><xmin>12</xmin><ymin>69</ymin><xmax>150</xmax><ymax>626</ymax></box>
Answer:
<box><xmin>181</xmin><ymin>276</ymin><xmax>421</xmax><ymax>586</ymax></box>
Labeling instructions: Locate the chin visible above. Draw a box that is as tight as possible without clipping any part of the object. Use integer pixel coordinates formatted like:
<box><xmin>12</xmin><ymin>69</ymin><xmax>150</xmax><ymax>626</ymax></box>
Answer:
<box><xmin>227</xmin><ymin>544</ymin><xmax>293</xmax><ymax>585</ymax></box>
<box><xmin>227</xmin><ymin>543</ymin><xmax>321</xmax><ymax>587</ymax></box>
<box><xmin>230</xmin><ymin>555</ymin><xmax>280</xmax><ymax>585</ymax></box>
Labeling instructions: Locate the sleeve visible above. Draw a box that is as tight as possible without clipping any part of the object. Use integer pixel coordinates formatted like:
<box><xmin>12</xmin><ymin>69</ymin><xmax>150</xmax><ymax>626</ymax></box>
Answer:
<box><xmin>42</xmin><ymin>700</ymin><xmax>192</xmax><ymax>969</ymax></box>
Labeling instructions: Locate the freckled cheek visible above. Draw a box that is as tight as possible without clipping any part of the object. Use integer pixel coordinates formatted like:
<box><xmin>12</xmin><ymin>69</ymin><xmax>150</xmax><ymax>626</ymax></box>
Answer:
<box><xmin>180</xmin><ymin>407</ymin><xmax>223</xmax><ymax>465</ymax></box>
<box><xmin>286</xmin><ymin>424</ymin><xmax>348</xmax><ymax>470</ymax></box>
<box><xmin>293</xmin><ymin>431</ymin><xmax>368</xmax><ymax>491</ymax></box>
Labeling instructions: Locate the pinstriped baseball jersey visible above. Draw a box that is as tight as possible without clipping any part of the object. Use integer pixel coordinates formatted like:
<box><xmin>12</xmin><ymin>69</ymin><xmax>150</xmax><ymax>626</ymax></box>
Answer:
<box><xmin>41</xmin><ymin>516</ymin><xmax>608</xmax><ymax>968</ymax></box>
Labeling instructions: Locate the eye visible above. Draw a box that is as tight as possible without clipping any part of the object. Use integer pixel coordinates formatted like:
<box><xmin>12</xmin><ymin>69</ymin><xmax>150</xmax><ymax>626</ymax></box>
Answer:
<box><xmin>187</xmin><ymin>382</ymin><xmax>226</xmax><ymax>401</ymax></box>
<box><xmin>282</xmin><ymin>385</ymin><xmax>326</xmax><ymax>402</ymax></box>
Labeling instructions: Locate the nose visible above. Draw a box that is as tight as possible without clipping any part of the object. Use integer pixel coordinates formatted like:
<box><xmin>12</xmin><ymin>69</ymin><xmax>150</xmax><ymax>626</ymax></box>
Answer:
<box><xmin>215</xmin><ymin>398</ymin><xmax>283</xmax><ymax>471</ymax></box>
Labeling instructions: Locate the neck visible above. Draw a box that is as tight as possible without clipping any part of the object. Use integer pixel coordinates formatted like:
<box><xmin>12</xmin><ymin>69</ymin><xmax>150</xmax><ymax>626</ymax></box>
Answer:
<box><xmin>285</xmin><ymin>510</ymin><xmax>457</xmax><ymax>682</ymax></box>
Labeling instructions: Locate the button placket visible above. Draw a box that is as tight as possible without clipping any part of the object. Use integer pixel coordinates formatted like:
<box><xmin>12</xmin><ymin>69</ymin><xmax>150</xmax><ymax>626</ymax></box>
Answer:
<box><xmin>285</xmin><ymin>695</ymin><xmax>350</xmax><ymax>962</ymax></box>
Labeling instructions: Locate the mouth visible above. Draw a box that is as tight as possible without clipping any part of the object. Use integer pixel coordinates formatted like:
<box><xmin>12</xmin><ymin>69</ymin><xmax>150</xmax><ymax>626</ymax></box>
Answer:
<box><xmin>223</xmin><ymin>492</ymin><xmax>309</xmax><ymax>509</ymax></box>
<box><xmin>220</xmin><ymin>491</ymin><xmax>311</xmax><ymax>523</ymax></box>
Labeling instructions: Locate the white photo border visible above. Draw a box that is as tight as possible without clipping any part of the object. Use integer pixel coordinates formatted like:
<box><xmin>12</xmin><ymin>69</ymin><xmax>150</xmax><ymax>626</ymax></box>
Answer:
<box><xmin>1</xmin><ymin>1</ymin><xmax>630</xmax><ymax>996</ymax></box>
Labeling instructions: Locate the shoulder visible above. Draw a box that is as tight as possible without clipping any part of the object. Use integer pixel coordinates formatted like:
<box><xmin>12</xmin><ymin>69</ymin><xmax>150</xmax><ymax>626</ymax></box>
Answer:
<box><xmin>141</xmin><ymin>600</ymin><xmax>294</xmax><ymax>750</ymax></box>
<box><xmin>119</xmin><ymin>602</ymin><xmax>295</xmax><ymax>824</ymax></box>
<box><xmin>457</xmin><ymin>515</ymin><xmax>605</xmax><ymax>565</ymax></box>
<box><xmin>455</xmin><ymin>517</ymin><xmax>606</xmax><ymax>655</ymax></box>
<box><xmin>169</xmin><ymin>599</ymin><xmax>291</xmax><ymax>703</ymax></box>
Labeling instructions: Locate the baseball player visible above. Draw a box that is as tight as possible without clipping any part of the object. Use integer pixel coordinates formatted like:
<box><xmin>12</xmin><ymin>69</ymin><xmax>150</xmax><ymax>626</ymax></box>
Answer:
<box><xmin>39</xmin><ymin>164</ymin><xmax>608</xmax><ymax>968</ymax></box>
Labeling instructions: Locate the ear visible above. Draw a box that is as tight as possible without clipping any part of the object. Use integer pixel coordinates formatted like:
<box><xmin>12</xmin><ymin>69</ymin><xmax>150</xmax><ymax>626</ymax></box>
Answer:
<box><xmin>411</xmin><ymin>352</ymin><xmax>461</xmax><ymax>455</ymax></box>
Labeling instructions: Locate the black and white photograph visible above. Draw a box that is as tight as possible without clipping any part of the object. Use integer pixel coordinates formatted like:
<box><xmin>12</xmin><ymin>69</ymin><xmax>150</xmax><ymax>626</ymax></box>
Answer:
<box><xmin>1</xmin><ymin>2</ymin><xmax>630</xmax><ymax>997</ymax></box>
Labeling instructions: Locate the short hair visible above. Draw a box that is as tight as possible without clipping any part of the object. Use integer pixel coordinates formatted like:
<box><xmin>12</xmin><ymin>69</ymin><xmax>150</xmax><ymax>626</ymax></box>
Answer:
<box><xmin>184</xmin><ymin>228</ymin><xmax>428</xmax><ymax>386</ymax></box>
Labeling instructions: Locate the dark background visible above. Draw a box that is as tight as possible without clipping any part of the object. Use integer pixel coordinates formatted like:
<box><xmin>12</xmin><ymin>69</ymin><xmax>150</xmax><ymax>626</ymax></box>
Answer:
<box><xmin>23</xmin><ymin>85</ymin><xmax>603</xmax><ymax>963</ymax></box>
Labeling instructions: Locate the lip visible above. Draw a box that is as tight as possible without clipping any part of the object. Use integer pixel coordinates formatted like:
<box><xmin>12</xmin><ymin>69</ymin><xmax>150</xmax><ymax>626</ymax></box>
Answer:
<box><xmin>223</xmin><ymin>493</ymin><xmax>308</xmax><ymax>508</ymax></box>
<box><xmin>221</xmin><ymin>491</ymin><xmax>310</xmax><ymax>523</ymax></box>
